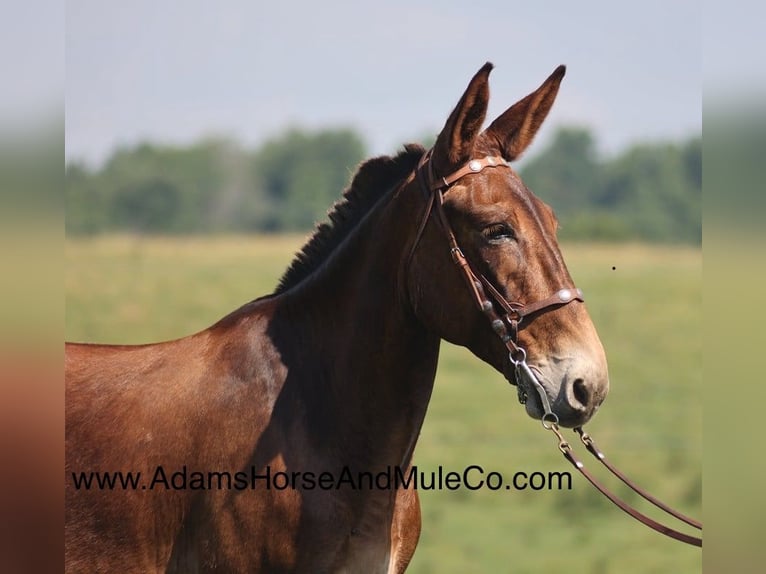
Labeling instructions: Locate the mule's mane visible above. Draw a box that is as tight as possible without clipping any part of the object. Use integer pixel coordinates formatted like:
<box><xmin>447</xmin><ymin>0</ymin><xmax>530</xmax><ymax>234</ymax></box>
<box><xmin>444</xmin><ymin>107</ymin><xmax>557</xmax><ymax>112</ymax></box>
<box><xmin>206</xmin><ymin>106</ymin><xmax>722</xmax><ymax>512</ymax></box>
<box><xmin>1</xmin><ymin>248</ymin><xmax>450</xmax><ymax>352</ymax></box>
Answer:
<box><xmin>275</xmin><ymin>144</ymin><xmax>424</xmax><ymax>294</ymax></box>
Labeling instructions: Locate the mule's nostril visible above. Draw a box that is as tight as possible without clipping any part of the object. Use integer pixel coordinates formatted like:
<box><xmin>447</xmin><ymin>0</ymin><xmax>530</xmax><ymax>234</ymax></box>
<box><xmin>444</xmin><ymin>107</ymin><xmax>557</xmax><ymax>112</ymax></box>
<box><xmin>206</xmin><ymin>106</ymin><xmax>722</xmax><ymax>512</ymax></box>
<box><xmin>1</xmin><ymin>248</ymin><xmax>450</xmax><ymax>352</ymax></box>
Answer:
<box><xmin>572</xmin><ymin>378</ymin><xmax>589</xmax><ymax>407</ymax></box>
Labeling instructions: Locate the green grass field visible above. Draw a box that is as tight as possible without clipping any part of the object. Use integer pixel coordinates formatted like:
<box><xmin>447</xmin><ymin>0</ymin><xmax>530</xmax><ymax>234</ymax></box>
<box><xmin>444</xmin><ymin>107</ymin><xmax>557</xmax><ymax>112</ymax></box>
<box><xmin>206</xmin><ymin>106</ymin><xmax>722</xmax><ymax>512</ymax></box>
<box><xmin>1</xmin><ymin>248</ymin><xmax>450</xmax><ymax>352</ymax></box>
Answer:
<box><xmin>66</xmin><ymin>235</ymin><xmax>701</xmax><ymax>573</ymax></box>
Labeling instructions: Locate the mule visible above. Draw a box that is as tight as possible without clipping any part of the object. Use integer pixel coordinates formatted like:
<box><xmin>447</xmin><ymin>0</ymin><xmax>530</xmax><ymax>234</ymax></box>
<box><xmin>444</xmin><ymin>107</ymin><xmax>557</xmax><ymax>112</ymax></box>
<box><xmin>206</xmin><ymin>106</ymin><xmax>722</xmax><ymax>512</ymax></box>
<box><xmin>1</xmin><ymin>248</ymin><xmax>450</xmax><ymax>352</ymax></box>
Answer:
<box><xmin>66</xmin><ymin>63</ymin><xmax>609</xmax><ymax>573</ymax></box>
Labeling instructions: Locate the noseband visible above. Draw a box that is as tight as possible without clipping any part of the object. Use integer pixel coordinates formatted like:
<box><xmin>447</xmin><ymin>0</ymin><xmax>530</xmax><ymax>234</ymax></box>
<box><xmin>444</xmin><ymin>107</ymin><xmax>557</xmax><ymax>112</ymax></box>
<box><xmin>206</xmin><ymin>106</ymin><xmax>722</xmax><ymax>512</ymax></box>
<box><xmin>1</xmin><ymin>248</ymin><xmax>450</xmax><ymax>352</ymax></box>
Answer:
<box><xmin>406</xmin><ymin>149</ymin><xmax>702</xmax><ymax>547</ymax></box>
<box><xmin>408</xmin><ymin>149</ymin><xmax>583</xmax><ymax>419</ymax></box>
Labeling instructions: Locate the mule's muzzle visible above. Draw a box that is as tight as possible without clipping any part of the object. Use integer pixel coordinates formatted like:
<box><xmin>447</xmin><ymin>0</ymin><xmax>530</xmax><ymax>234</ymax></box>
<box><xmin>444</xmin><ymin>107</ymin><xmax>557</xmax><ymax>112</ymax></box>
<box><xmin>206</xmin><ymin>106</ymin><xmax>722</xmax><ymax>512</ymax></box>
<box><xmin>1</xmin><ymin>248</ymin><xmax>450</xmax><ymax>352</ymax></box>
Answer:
<box><xmin>516</xmin><ymin>359</ymin><xmax>609</xmax><ymax>428</ymax></box>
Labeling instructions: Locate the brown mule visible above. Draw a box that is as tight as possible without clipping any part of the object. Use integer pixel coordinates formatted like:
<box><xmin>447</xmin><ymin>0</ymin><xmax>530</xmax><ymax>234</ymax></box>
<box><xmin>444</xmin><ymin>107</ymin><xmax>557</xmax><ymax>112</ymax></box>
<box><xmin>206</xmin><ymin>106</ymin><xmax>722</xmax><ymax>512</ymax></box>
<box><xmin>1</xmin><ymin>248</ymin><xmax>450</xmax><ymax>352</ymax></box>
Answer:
<box><xmin>66</xmin><ymin>63</ymin><xmax>609</xmax><ymax>573</ymax></box>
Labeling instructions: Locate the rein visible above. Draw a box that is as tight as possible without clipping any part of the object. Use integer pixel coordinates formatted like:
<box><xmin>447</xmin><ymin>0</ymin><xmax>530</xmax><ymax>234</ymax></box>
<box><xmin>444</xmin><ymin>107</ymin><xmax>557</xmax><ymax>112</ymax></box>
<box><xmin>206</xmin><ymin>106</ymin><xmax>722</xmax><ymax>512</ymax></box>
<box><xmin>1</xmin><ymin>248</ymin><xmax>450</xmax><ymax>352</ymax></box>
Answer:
<box><xmin>547</xmin><ymin>425</ymin><xmax>702</xmax><ymax>546</ymax></box>
<box><xmin>409</xmin><ymin>149</ymin><xmax>703</xmax><ymax>548</ymax></box>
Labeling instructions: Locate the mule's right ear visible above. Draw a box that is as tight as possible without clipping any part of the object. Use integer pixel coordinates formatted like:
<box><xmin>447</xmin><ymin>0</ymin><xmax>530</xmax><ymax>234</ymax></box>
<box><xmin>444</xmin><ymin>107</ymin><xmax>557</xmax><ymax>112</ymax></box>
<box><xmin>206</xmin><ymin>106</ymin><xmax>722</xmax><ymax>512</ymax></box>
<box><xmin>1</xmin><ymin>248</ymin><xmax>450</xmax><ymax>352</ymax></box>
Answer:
<box><xmin>482</xmin><ymin>65</ymin><xmax>565</xmax><ymax>161</ymax></box>
<box><xmin>431</xmin><ymin>62</ymin><xmax>493</xmax><ymax>176</ymax></box>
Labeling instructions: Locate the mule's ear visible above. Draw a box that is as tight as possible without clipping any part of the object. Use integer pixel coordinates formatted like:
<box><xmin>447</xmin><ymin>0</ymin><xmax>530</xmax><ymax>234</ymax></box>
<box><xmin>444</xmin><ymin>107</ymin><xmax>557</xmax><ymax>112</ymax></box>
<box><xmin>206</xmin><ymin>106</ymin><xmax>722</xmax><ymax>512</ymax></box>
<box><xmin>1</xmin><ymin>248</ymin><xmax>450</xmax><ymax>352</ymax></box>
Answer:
<box><xmin>483</xmin><ymin>65</ymin><xmax>566</xmax><ymax>161</ymax></box>
<box><xmin>431</xmin><ymin>62</ymin><xmax>493</xmax><ymax>174</ymax></box>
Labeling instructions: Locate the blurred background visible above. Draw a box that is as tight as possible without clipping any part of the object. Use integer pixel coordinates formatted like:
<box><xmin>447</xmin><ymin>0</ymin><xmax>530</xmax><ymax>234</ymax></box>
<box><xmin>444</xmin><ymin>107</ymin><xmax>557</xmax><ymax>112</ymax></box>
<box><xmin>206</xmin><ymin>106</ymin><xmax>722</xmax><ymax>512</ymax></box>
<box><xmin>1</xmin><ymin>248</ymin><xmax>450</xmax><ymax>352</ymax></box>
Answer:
<box><xmin>62</xmin><ymin>1</ymin><xmax>705</xmax><ymax>573</ymax></box>
<box><xmin>65</xmin><ymin>1</ymin><xmax>701</xmax><ymax>243</ymax></box>
<box><xmin>2</xmin><ymin>0</ymin><xmax>762</xmax><ymax>571</ymax></box>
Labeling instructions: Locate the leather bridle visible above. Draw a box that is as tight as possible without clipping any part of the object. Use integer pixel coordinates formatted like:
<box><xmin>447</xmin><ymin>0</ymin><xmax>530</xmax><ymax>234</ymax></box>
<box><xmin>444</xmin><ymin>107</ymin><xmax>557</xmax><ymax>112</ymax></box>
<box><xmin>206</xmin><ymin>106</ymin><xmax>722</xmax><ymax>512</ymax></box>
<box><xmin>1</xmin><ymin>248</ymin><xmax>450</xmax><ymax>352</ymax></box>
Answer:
<box><xmin>407</xmin><ymin>149</ymin><xmax>703</xmax><ymax>548</ymax></box>
<box><xmin>408</xmin><ymin>149</ymin><xmax>584</xmax><ymax>411</ymax></box>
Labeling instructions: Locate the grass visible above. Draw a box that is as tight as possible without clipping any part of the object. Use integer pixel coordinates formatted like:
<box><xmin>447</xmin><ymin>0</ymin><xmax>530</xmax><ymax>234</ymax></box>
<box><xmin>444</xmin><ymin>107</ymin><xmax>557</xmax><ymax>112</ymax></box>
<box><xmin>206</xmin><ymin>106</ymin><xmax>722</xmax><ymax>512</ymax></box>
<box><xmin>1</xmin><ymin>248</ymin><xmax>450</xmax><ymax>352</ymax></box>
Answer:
<box><xmin>66</xmin><ymin>235</ymin><xmax>701</xmax><ymax>573</ymax></box>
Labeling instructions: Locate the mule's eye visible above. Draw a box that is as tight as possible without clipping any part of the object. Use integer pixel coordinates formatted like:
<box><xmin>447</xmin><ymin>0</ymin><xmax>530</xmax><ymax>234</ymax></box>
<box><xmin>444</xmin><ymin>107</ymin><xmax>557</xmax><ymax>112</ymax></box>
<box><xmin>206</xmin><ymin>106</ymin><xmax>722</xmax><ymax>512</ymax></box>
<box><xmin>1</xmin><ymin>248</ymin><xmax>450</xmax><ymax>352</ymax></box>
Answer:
<box><xmin>482</xmin><ymin>223</ymin><xmax>515</xmax><ymax>242</ymax></box>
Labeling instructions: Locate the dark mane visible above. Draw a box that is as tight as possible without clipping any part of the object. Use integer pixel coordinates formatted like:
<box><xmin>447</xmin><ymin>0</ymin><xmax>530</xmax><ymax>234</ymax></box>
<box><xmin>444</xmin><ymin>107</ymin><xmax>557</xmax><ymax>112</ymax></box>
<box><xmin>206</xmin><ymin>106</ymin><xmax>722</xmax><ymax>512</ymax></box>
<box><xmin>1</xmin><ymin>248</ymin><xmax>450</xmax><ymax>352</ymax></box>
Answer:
<box><xmin>275</xmin><ymin>144</ymin><xmax>424</xmax><ymax>294</ymax></box>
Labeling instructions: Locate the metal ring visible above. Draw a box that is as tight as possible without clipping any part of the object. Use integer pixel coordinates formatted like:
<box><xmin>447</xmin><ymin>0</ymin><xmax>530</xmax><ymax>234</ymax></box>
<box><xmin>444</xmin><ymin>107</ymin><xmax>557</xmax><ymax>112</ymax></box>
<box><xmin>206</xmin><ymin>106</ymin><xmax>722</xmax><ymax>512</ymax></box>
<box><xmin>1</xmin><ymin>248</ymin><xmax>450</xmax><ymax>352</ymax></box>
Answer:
<box><xmin>575</xmin><ymin>427</ymin><xmax>591</xmax><ymax>444</ymax></box>
<box><xmin>507</xmin><ymin>307</ymin><xmax>523</xmax><ymax>327</ymax></box>
<box><xmin>541</xmin><ymin>412</ymin><xmax>559</xmax><ymax>429</ymax></box>
<box><xmin>509</xmin><ymin>348</ymin><xmax>526</xmax><ymax>366</ymax></box>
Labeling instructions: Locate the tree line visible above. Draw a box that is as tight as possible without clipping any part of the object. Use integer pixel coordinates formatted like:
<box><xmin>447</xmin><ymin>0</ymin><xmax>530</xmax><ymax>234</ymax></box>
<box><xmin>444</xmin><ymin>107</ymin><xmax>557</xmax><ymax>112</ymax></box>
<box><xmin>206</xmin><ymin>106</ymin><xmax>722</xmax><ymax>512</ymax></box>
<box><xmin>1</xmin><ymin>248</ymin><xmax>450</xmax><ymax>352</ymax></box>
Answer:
<box><xmin>66</xmin><ymin>126</ymin><xmax>700</xmax><ymax>243</ymax></box>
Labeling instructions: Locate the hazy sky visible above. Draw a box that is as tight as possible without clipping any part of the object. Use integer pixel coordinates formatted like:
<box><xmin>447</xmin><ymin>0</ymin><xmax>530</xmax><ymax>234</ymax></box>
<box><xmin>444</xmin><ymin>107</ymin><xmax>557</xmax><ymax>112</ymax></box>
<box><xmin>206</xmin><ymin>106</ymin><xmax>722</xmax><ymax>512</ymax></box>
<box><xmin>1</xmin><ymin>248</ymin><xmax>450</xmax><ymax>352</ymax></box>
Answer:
<box><xmin>66</xmin><ymin>1</ymin><xmax>702</xmax><ymax>167</ymax></box>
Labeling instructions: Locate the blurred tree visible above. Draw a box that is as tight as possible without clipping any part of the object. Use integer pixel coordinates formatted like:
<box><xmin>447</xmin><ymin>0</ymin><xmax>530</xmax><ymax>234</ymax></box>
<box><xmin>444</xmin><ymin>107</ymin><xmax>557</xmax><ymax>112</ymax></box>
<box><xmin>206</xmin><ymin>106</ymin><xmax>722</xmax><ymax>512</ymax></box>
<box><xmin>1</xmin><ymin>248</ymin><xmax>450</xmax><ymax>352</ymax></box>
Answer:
<box><xmin>597</xmin><ymin>142</ymin><xmax>700</xmax><ymax>242</ymax></box>
<box><xmin>64</xmin><ymin>124</ymin><xmax>701</xmax><ymax>243</ymax></box>
<box><xmin>520</xmin><ymin>126</ymin><xmax>600</xmax><ymax>216</ymax></box>
<box><xmin>252</xmin><ymin>128</ymin><xmax>366</xmax><ymax>230</ymax></box>
<box><xmin>110</xmin><ymin>178</ymin><xmax>181</xmax><ymax>233</ymax></box>
<box><xmin>519</xmin><ymin>127</ymin><xmax>701</xmax><ymax>243</ymax></box>
<box><xmin>66</xmin><ymin>163</ymin><xmax>107</xmax><ymax>235</ymax></box>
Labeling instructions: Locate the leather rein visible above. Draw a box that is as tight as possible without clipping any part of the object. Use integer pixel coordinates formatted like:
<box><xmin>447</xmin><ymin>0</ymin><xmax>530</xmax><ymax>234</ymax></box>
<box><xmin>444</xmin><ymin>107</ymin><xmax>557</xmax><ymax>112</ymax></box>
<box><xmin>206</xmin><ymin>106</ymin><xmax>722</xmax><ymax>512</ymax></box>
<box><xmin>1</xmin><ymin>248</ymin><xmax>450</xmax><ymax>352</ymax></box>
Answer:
<box><xmin>408</xmin><ymin>149</ymin><xmax>702</xmax><ymax>547</ymax></box>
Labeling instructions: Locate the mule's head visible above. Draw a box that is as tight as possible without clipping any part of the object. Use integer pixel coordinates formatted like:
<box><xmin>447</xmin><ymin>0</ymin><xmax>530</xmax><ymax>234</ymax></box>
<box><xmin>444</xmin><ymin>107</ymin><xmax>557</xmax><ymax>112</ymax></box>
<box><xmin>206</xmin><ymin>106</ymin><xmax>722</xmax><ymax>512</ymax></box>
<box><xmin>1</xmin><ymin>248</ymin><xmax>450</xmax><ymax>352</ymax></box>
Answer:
<box><xmin>407</xmin><ymin>63</ymin><xmax>609</xmax><ymax>428</ymax></box>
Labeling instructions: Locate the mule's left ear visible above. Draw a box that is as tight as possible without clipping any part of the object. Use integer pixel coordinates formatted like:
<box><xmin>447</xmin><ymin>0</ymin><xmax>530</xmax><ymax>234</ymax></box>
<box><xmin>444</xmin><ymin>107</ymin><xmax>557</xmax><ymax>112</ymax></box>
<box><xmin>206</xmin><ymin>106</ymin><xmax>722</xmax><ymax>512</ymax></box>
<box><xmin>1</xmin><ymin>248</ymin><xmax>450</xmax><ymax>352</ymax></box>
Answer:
<box><xmin>431</xmin><ymin>62</ymin><xmax>493</xmax><ymax>175</ymax></box>
<box><xmin>482</xmin><ymin>65</ymin><xmax>566</xmax><ymax>161</ymax></box>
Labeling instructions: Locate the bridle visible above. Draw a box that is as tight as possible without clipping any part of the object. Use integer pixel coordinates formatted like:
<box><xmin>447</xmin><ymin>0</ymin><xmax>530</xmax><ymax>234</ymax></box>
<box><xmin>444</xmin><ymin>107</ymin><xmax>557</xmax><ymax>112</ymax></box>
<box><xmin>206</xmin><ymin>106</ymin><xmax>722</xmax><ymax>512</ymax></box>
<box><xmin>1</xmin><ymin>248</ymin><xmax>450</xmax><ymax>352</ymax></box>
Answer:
<box><xmin>407</xmin><ymin>149</ymin><xmax>703</xmax><ymax>548</ymax></box>
<box><xmin>408</xmin><ymin>149</ymin><xmax>584</xmax><ymax>411</ymax></box>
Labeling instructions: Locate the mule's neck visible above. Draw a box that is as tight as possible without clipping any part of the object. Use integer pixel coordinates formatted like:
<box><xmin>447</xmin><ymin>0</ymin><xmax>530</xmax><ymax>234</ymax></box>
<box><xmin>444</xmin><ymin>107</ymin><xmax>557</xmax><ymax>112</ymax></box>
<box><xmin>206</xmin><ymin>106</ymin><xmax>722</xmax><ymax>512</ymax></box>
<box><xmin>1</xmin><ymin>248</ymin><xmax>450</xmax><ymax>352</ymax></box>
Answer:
<box><xmin>269</xmin><ymin>183</ymin><xmax>438</xmax><ymax>468</ymax></box>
